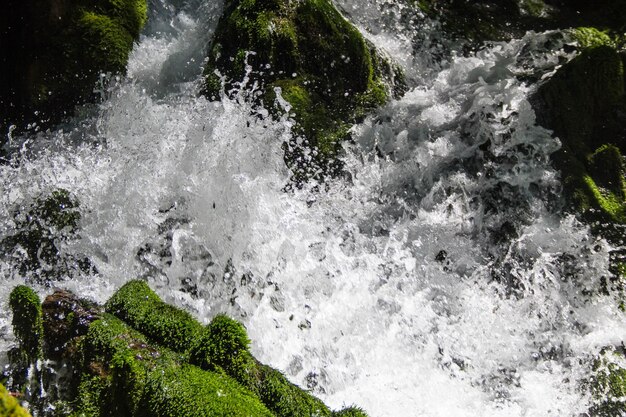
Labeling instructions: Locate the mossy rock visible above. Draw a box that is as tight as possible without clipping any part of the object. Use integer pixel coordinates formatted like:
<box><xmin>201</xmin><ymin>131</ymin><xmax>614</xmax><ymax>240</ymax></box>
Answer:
<box><xmin>1</xmin><ymin>189</ymin><xmax>93</xmax><ymax>284</ymax></box>
<box><xmin>74</xmin><ymin>314</ymin><xmax>274</xmax><ymax>417</ymax></box>
<box><xmin>8</xmin><ymin>282</ymin><xmax>371</xmax><ymax>417</ymax></box>
<box><xmin>107</xmin><ymin>280</ymin><xmax>343</xmax><ymax>417</ymax></box>
<box><xmin>202</xmin><ymin>0</ymin><xmax>405</xmax><ymax>181</ymax></box>
<box><xmin>0</xmin><ymin>0</ymin><xmax>148</xmax><ymax>139</ymax></box>
<box><xmin>533</xmin><ymin>43</ymin><xmax>626</xmax><ymax>224</ymax></box>
<box><xmin>0</xmin><ymin>383</ymin><xmax>32</xmax><ymax>417</ymax></box>
<box><xmin>9</xmin><ymin>286</ymin><xmax>43</xmax><ymax>362</ymax></box>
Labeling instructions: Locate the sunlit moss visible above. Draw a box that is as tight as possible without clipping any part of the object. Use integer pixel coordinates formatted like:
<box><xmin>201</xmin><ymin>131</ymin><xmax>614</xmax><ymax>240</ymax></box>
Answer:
<box><xmin>105</xmin><ymin>280</ymin><xmax>203</xmax><ymax>353</ymax></box>
<box><xmin>72</xmin><ymin>314</ymin><xmax>273</xmax><ymax>417</ymax></box>
<box><xmin>572</xmin><ymin>27</ymin><xmax>616</xmax><ymax>49</ymax></box>
<box><xmin>0</xmin><ymin>383</ymin><xmax>32</xmax><ymax>417</ymax></box>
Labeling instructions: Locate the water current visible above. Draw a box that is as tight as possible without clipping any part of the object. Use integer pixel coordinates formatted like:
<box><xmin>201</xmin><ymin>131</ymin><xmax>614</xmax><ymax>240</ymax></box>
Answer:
<box><xmin>2</xmin><ymin>0</ymin><xmax>626</xmax><ymax>416</ymax></box>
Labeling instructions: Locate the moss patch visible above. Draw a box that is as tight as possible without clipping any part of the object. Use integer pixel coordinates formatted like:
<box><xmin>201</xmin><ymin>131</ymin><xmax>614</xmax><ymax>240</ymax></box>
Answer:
<box><xmin>588</xmin><ymin>349</ymin><xmax>626</xmax><ymax>417</ymax></box>
<box><xmin>105</xmin><ymin>280</ymin><xmax>204</xmax><ymax>353</ymax></box>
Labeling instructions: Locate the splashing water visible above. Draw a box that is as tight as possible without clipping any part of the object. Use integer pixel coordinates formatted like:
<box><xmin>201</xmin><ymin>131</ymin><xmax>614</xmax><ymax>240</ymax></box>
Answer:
<box><xmin>1</xmin><ymin>1</ymin><xmax>625</xmax><ymax>416</ymax></box>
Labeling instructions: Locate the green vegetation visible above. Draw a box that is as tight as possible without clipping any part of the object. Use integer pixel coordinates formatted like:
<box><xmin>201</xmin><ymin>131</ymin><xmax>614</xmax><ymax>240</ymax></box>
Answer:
<box><xmin>203</xmin><ymin>0</ymin><xmax>405</xmax><ymax>181</ymax></box>
<box><xmin>72</xmin><ymin>314</ymin><xmax>273</xmax><ymax>417</ymax></box>
<box><xmin>190</xmin><ymin>315</ymin><xmax>332</xmax><ymax>417</ymax></box>
<box><xmin>0</xmin><ymin>383</ymin><xmax>32</xmax><ymax>417</ymax></box>
<box><xmin>2</xmin><ymin>189</ymin><xmax>92</xmax><ymax>283</ymax></box>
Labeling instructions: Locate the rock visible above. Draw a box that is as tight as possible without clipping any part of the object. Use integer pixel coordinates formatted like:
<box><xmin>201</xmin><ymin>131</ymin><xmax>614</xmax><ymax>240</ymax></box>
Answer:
<box><xmin>8</xmin><ymin>281</ymin><xmax>371</xmax><ymax>417</ymax></box>
<box><xmin>533</xmin><ymin>43</ymin><xmax>626</xmax><ymax>223</ymax></box>
<box><xmin>202</xmin><ymin>0</ymin><xmax>406</xmax><ymax>182</ymax></box>
<box><xmin>0</xmin><ymin>0</ymin><xmax>148</xmax><ymax>138</ymax></box>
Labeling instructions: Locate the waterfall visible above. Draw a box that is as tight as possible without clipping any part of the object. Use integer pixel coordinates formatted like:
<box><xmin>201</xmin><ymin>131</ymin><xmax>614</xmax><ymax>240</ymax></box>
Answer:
<box><xmin>1</xmin><ymin>1</ymin><xmax>624</xmax><ymax>416</ymax></box>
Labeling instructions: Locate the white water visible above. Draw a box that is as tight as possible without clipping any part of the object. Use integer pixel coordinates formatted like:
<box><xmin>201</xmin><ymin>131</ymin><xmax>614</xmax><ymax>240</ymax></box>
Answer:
<box><xmin>2</xmin><ymin>1</ymin><xmax>625</xmax><ymax>416</ymax></box>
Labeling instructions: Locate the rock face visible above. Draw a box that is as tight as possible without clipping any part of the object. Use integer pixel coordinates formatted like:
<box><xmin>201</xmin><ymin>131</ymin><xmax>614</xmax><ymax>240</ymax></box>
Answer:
<box><xmin>7</xmin><ymin>281</ymin><xmax>370</xmax><ymax>417</ymax></box>
<box><xmin>203</xmin><ymin>0</ymin><xmax>406</xmax><ymax>182</ymax></box>
<box><xmin>0</xmin><ymin>0</ymin><xmax>148</xmax><ymax>138</ymax></box>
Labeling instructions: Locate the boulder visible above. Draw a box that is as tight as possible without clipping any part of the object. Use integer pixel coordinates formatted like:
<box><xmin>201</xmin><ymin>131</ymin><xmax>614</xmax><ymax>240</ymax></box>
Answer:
<box><xmin>202</xmin><ymin>0</ymin><xmax>406</xmax><ymax>182</ymax></box>
<box><xmin>0</xmin><ymin>0</ymin><xmax>148</xmax><ymax>139</ymax></box>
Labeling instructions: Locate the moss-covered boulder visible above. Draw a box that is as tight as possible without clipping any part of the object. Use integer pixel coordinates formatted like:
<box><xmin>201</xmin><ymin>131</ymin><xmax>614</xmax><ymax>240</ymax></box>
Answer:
<box><xmin>0</xmin><ymin>0</ymin><xmax>148</xmax><ymax>138</ymax></box>
<box><xmin>533</xmin><ymin>41</ymin><xmax>626</xmax><ymax>224</ymax></box>
<box><xmin>9</xmin><ymin>286</ymin><xmax>43</xmax><ymax>362</ymax></box>
<box><xmin>1</xmin><ymin>189</ymin><xmax>94</xmax><ymax>284</ymax></box>
<box><xmin>0</xmin><ymin>383</ymin><xmax>32</xmax><ymax>417</ymax></box>
<box><xmin>8</xmin><ymin>282</ymin><xmax>370</xmax><ymax>417</ymax></box>
<box><xmin>203</xmin><ymin>0</ymin><xmax>405</xmax><ymax>182</ymax></box>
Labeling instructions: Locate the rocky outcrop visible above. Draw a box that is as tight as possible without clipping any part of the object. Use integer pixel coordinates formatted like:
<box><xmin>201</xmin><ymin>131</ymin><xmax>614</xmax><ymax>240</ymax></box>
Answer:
<box><xmin>6</xmin><ymin>281</ymin><xmax>370</xmax><ymax>417</ymax></box>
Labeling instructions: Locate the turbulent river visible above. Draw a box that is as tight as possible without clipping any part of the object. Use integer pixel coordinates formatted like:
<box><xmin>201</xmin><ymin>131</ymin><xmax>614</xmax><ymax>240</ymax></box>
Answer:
<box><xmin>2</xmin><ymin>0</ymin><xmax>626</xmax><ymax>416</ymax></box>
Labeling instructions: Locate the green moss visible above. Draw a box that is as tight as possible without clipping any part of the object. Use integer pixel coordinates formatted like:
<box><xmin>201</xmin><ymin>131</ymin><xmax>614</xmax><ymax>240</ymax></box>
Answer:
<box><xmin>143</xmin><ymin>364</ymin><xmax>272</xmax><ymax>417</ymax></box>
<box><xmin>0</xmin><ymin>0</ymin><xmax>147</xmax><ymax>136</ymax></box>
<box><xmin>73</xmin><ymin>315</ymin><xmax>273</xmax><ymax>417</ymax></box>
<box><xmin>105</xmin><ymin>280</ymin><xmax>204</xmax><ymax>353</ymax></box>
<box><xmin>189</xmin><ymin>314</ymin><xmax>252</xmax><ymax>379</ymax></box>
<box><xmin>0</xmin><ymin>383</ymin><xmax>32</xmax><ymax>417</ymax></box>
<box><xmin>520</xmin><ymin>0</ymin><xmax>545</xmax><ymax>17</ymax></box>
<box><xmin>9</xmin><ymin>286</ymin><xmax>43</xmax><ymax>361</ymax></box>
<box><xmin>572</xmin><ymin>27</ymin><xmax>616</xmax><ymax>49</ymax></box>
<box><xmin>77</xmin><ymin>12</ymin><xmax>135</xmax><ymax>74</ymax></box>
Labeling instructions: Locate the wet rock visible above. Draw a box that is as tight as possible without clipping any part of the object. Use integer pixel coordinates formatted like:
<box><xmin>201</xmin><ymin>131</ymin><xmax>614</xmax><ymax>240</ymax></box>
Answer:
<box><xmin>41</xmin><ymin>289</ymin><xmax>102</xmax><ymax>358</ymax></box>
<box><xmin>202</xmin><ymin>0</ymin><xmax>406</xmax><ymax>183</ymax></box>
<box><xmin>533</xmin><ymin>42</ymin><xmax>626</xmax><ymax>225</ymax></box>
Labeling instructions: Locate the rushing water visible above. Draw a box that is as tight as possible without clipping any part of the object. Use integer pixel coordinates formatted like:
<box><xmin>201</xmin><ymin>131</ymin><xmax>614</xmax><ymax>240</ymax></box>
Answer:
<box><xmin>2</xmin><ymin>0</ymin><xmax>626</xmax><ymax>416</ymax></box>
